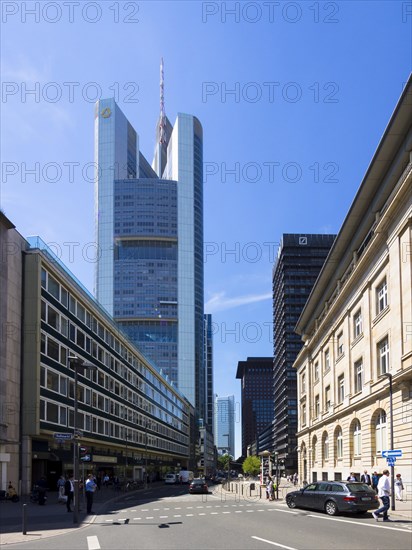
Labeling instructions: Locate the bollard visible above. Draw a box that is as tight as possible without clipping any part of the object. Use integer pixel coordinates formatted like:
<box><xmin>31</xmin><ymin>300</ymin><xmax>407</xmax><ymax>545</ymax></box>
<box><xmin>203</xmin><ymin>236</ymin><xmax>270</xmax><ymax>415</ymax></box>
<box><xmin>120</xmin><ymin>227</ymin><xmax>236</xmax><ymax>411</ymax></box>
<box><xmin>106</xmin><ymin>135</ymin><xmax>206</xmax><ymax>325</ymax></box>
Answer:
<box><xmin>22</xmin><ymin>503</ymin><xmax>27</xmax><ymax>535</ymax></box>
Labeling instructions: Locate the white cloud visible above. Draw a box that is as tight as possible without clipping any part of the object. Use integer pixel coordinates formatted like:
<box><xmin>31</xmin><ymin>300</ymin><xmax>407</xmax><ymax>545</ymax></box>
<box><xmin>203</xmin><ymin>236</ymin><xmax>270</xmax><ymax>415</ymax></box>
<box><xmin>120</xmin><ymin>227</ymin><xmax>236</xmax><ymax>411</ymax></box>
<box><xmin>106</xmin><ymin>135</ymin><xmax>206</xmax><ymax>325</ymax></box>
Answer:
<box><xmin>205</xmin><ymin>290</ymin><xmax>272</xmax><ymax>313</ymax></box>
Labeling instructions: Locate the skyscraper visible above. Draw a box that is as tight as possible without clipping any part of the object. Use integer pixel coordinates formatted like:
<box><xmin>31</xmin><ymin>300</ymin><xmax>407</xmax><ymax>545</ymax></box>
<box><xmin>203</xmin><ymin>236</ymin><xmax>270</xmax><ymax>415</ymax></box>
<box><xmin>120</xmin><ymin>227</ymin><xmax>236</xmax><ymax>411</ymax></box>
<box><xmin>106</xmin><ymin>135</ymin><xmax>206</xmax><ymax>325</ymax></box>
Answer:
<box><xmin>272</xmin><ymin>234</ymin><xmax>335</xmax><ymax>474</ymax></box>
<box><xmin>236</xmin><ymin>357</ymin><xmax>274</xmax><ymax>458</ymax></box>
<box><xmin>94</xmin><ymin>62</ymin><xmax>205</xmax><ymax>417</ymax></box>
<box><xmin>215</xmin><ymin>395</ymin><xmax>235</xmax><ymax>457</ymax></box>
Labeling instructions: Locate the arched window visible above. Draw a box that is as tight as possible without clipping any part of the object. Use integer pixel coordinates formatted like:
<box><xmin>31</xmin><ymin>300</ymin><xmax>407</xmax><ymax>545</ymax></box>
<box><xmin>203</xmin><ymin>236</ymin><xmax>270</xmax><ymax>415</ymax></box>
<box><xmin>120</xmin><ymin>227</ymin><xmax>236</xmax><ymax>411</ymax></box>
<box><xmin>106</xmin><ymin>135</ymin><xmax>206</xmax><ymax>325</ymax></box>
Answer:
<box><xmin>353</xmin><ymin>420</ymin><xmax>362</xmax><ymax>457</ymax></box>
<box><xmin>375</xmin><ymin>410</ymin><xmax>387</xmax><ymax>454</ymax></box>
<box><xmin>323</xmin><ymin>432</ymin><xmax>329</xmax><ymax>460</ymax></box>
<box><xmin>336</xmin><ymin>427</ymin><xmax>343</xmax><ymax>459</ymax></box>
<box><xmin>312</xmin><ymin>436</ymin><xmax>317</xmax><ymax>464</ymax></box>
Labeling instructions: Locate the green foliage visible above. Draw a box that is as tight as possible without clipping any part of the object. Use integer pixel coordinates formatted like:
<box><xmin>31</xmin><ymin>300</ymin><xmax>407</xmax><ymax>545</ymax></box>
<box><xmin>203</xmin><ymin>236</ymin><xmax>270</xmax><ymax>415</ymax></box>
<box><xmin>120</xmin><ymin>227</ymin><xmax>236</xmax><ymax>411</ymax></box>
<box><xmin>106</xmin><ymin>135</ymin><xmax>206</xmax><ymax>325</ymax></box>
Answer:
<box><xmin>242</xmin><ymin>456</ymin><xmax>260</xmax><ymax>476</ymax></box>
<box><xmin>217</xmin><ymin>453</ymin><xmax>231</xmax><ymax>469</ymax></box>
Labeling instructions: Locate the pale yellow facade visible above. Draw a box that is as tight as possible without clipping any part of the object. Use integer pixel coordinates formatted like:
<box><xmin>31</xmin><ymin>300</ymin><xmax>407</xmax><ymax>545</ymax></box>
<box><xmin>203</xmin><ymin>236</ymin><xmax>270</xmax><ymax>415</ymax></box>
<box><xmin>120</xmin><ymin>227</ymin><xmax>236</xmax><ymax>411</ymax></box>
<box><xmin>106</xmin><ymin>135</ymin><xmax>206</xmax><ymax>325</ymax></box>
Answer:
<box><xmin>294</xmin><ymin>80</ymin><xmax>412</xmax><ymax>486</ymax></box>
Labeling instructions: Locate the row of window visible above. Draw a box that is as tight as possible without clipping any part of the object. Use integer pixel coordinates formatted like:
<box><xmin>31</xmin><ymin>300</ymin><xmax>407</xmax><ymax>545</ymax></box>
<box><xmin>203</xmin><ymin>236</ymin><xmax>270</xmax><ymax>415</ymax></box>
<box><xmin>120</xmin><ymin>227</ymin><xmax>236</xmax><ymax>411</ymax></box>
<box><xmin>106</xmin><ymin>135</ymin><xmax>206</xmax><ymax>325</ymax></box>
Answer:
<box><xmin>40</xmin><ymin>398</ymin><xmax>187</xmax><ymax>455</ymax></box>
<box><xmin>40</xmin><ymin>332</ymin><xmax>185</xmax><ymax>431</ymax></box>
<box><xmin>301</xmin><ymin>336</ymin><xmax>390</xmax><ymax>419</ymax></box>
<box><xmin>40</xmin><ymin>364</ymin><xmax>186</xmax><ymax>440</ymax></box>
<box><xmin>41</xmin><ymin>267</ymin><xmax>183</xmax><ymax>409</ymax></box>
<box><xmin>306</xmin><ymin>411</ymin><xmax>387</xmax><ymax>462</ymax></box>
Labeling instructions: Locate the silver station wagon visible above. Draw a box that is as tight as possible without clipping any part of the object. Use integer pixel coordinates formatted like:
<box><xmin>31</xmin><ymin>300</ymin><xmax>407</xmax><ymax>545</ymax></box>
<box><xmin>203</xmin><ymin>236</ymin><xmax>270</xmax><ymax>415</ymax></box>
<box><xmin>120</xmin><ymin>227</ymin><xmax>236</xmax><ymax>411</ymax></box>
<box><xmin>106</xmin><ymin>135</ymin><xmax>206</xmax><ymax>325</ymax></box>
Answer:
<box><xmin>286</xmin><ymin>481</ymin><xmax>379</xmax><ymax>516</ymax></box>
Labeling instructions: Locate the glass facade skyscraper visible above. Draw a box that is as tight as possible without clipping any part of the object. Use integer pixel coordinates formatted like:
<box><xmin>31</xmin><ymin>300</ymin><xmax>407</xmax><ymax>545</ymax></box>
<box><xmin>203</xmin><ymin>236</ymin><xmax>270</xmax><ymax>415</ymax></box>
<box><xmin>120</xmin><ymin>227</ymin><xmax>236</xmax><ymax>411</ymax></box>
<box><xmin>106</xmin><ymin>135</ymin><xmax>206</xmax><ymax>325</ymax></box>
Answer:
<box><xmin>94</xmin><ymin>98</ymin><xmax>205</xmax><ymax>418</ymax></box>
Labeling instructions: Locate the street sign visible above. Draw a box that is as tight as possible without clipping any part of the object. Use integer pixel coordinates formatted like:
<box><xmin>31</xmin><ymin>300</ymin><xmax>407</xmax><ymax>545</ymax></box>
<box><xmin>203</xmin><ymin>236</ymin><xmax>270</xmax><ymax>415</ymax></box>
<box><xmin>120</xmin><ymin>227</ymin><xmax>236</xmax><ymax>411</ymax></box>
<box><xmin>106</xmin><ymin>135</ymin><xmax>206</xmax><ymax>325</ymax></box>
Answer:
<box><xmin>53</xmin><ymin>433</ymin><xmax>73</xmax><ymax>440</ymax></box>
<box><xmin>387</xmin><ymin>458</ymin><xmax>396</xmax><ymax>467</ymax></box>
<box><xmin>382</xmin><ymin>449</ymin><xmax>402</xmax><ymax>458</ymax></box>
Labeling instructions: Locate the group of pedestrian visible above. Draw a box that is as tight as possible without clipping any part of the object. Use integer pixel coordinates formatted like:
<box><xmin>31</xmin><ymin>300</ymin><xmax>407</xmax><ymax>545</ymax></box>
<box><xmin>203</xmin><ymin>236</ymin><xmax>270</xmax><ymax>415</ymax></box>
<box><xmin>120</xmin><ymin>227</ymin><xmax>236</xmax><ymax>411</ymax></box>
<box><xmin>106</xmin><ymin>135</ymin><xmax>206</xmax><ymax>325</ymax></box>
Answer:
<box><xmin>265</xmin><ymin>476</ymin><xmax>277</xmax><ymax>500</ymax></box>
<box><xmin>346</xmin><ymin>469</ymin><xmax>405</xmax><ymax>522</ymax></box>
<box><xmin>286</xmin><ymin>473</ymin><xmax>298</xmax><ymax>486</ymax></box>
<box><xmin>54</xmin><ymin>473</ymin><xmax>97</xmax><ymax>514</ymax></box>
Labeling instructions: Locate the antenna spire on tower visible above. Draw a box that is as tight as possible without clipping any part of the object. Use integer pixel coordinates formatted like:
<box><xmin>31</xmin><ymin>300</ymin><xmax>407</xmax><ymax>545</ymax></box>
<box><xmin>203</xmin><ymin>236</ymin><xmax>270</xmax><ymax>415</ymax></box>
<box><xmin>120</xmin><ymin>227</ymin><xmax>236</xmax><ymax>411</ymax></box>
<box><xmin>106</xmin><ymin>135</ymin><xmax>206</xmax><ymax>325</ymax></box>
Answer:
<box><xmin>159</xmin><ymin>57</ymin><xmax>166</xmax><ymax>145</ymax></box>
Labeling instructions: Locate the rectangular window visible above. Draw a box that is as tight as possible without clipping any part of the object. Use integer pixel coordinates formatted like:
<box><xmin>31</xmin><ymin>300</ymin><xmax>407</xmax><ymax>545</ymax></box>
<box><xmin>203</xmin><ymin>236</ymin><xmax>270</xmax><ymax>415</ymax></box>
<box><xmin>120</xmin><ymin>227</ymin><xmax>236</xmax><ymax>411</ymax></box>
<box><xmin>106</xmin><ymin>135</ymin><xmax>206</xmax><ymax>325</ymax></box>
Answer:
<box><xmin>47</xmin><ymin>402</ymin><xmax>59</xmax><ymax>423</ymax></box>
<box><xmin>301</xmin><ymin>403</ymin><xmax>306</xmax><ymax>427</ymax></box>
<box><xmin>354</xmin><ymin>309</ymin><xmax>362</xmax><ymax>338</ymax></box>
<box><xmin>47</xmin><ymin>305</ymin><xmax>59</xmax><ymax>331</ymax></box>
<box><xmin>325</xmin><ymin>386</ymin><xmax>331</xmax><ymax>411</ymax></box>
<box><xmin>324</xmin><ymin>349</ymin><xmax>330</xmax><ymax>372</ymax></box>
<box><xmin>315</xmin><ymin>395</ymin><xmax>320</xmax><ymax>418</ymax></box>
<box><xmin>354</xmin><ymin>359</ymin><xmax>363</xmax><ymax>393</ymax></box>
<box><xmin>338</xmin><ymin>375</ymin><xmax>345</xmax><ymax>403</ymax></box>
<box><xmin>47</xmin><ymin>275</ymin><xmax>60</xmax><ymax>300</ymax></box>
<box><xmin>314</xmin><ymin>361</ymin><xmax>319</xmax><ymax>381</ymax></box>
<box><xmin>376</xmin><ymin>278</ymin><xmax>388</xmax><ymax>314</ymax></box>
<box><xmin>60</xmin><ymin>287</ymin><xmax>68</xmax><ymax>308</ymax></box>
<box><xmin>41</xmin><ymin>268</ymin><xmax>47</xmax><ymax>289</ymax></box>
<box><xmin>69</xmin><ymin>295</ymin><xmax>76</xmax><ymax>315</ymax></box>
<box><xmin>378</xmin><ymin>337</ymin><xmax>390</xmax><ymax>375</ymax></box>
<box><xmin>47</xmin><ymin>338</ymin><xmax>60</xmax><ymax>362</ymax></box>
<box><xmin>337</xmin><ymin>332</ymin><xmax>344</xmax><ymax>356</ymax></box>
<box><xmin>301</xmin><ymin>373</ymin><xmax>306</xmax><ymax>394</ymax></box>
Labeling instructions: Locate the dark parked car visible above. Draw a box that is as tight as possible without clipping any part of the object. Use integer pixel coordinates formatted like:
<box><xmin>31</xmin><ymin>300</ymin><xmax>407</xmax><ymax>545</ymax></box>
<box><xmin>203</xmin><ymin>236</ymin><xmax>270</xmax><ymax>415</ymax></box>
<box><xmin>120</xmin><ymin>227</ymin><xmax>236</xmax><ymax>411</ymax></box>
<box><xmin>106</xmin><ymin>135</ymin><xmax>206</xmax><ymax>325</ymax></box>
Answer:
<box><xmin>189</xmin><ymin>479</ymin><xmax>209</xmax><ymax>494</ymax></box>
<box><xmin>286</xmin><ymin>481</ymin><xmax>379</xmax><ymax>516</ymax></box>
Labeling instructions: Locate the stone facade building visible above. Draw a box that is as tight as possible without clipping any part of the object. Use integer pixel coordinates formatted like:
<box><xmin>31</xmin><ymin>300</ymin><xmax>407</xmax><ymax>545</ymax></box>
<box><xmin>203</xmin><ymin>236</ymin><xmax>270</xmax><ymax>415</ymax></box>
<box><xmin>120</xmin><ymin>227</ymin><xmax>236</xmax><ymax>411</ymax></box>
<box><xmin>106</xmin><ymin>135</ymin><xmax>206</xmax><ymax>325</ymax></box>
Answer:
<box><xmin>294</xmin><ymin>79</ymin><xmax>412</xmax><ymax>484</ymax></box>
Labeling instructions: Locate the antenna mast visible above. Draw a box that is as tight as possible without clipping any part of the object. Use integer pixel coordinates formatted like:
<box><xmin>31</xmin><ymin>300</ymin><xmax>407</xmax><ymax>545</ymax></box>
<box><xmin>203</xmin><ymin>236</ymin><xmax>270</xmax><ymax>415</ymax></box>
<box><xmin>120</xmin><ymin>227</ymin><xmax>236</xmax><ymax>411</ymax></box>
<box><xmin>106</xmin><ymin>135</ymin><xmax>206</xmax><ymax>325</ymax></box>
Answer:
<box><xmin>159</xmin><ymin>57</ymin><xmax>166</xmax><ymax>145</ymax></box>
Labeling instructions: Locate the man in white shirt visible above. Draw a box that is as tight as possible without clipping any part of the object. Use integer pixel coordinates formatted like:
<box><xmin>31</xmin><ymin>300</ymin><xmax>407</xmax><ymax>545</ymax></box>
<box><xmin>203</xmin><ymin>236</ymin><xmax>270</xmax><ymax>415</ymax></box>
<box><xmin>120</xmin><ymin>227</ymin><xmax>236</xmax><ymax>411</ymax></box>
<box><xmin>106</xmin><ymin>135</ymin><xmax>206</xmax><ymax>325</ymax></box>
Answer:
<box><xmin>372</xmin><ymin>469</ymin><xmax>391</xmax><ymax>521</ymax></box>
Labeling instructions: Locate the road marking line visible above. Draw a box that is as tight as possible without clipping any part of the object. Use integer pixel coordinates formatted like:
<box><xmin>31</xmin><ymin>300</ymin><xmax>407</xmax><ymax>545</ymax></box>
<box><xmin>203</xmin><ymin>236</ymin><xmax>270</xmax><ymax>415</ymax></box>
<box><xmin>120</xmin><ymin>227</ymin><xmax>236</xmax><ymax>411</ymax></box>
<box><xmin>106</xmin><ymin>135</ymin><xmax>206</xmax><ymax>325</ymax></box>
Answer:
<box><xmin>133</xmin><ymin>517</ymin><xmax>141</xmax><ymax>520</ymax></box>
<box><xmin>246</xmin><ymin>510</ymin><xmax>254</xmax><ymax>513</ymax></box>
<box><xmin>160</xmin><ymin>515</ymin><xmax>168</xmax><ymax>518</ymax></box>
<box><xmin>175</xmin><ymin>507</ymin><xmax>181</xmax><ymax>509</ymax></box>
<box><xmin>87</xmin><ymin>536</ymin><xmax>101</xmax><ymax>550</ymax></box>
<box><xmin>145</xmin><ymin>516</ymin><xmax>154</xmax><ymax>519</ymax></box>
<box><xmin>141</xmin><ymin>509</ymin><xmax>149</xmax><ymax>511</ymax></box>
<box><xmin>186</xmin><ymin>514</ymin><xmax>194</xmax><ymax>516</ymax></box>
<box><xmin>222</xmin><ymin>511</ymin><xmax>231</xmax><ymax>514</ymax></box>
<box><xmin>211</xmin><ymin>512</ymin><xmax>218</xmax><ymax>515</ymax></box>
<box><xmin>164</xmin><ymin>508</ymin><xmax>170</xmax><ymax>510</ymax></box>
<box><xmin>130</xmin><ymin>509</ymin><xmax>137</xmax><ymax>512</ymax></box>
<box><xmin>196</xmin><ymin>506</ymin><xmax>204</xmax><ymax>508</ymax></box>
<box><xmin>235</xmin><ymin>510</ymin><xmax>242</xmax><ymax>513</ymax></box>
<box><xmin>117</xmin><ymin>518</ymin><xmax>126</xmax><ymax>521</ymax></box>
<box><xmin>153</xmin><ymin>508</ymin><xmax>160</xmax><ymax>511</ymax></box>
<box><xmin>174</xmin><ymin>514</ymin><xmax>181</xmax><ymax>517</ymax></box>
<box><xmin>306</xmin><ymin>514</ymin><xmax>412</xmax><ymax>533</ymax></box>
<box><xmin>199</xmin><ymin>513</ymin><xmax>206</xmax><ymax>516</ymax></box>
<box><xmin>269</xmin><ymin>509</ymin><xmax>298</xmax><ymax>515</ymax></box>
<box><xmin>251</xmin><ymin>536</ymin><xmax>298</xmax><ymax>550</ymax></box>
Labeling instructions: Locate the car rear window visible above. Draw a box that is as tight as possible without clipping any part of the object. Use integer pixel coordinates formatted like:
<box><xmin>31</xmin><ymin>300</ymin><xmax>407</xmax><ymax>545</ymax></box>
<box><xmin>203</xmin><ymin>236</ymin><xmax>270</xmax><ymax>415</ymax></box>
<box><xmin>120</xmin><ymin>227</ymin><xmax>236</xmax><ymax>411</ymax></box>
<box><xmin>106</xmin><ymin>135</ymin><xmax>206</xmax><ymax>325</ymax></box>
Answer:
<box><xmin>347</xmin><ymin>483</ymin><xmax>373</xmax><ymax>492</ymax></box>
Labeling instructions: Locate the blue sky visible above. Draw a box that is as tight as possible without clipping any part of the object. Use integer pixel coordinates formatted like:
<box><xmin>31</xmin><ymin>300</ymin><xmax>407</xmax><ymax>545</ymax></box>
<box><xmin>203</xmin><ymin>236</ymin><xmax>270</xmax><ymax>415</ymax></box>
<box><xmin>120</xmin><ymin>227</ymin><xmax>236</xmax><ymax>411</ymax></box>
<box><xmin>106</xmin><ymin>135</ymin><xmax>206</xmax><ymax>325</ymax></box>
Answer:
<box><xmin>1</xmin><ymin>1</ymin><xmax>411</xmax><ymax>457</ymax></box>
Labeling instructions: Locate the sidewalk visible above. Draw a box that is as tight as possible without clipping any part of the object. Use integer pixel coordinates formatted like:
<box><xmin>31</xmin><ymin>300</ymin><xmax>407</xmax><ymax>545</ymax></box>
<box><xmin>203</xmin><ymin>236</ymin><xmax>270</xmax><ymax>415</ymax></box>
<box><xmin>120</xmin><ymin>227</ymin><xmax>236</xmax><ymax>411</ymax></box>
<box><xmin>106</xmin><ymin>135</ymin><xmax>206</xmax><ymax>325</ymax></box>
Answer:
<box><xmin>0</xmin><ymin>484</ymin><xmax>146</xmax><ymax>546</ymax></box>
<box><xmin>223</xmin><ymin>479</ymin><xmax>412</xmax><ymax>521</ymax></box>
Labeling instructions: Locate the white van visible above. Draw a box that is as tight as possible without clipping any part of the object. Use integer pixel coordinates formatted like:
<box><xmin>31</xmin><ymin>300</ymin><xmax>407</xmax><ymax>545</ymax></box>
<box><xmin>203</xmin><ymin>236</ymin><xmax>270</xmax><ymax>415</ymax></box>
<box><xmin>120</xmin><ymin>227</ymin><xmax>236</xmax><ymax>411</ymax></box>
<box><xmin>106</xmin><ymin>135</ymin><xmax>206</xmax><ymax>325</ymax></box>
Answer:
<box><xmin>164</xmin><ymin>473</ymin><xmax>178</xmax><ymax>484</ymax></box>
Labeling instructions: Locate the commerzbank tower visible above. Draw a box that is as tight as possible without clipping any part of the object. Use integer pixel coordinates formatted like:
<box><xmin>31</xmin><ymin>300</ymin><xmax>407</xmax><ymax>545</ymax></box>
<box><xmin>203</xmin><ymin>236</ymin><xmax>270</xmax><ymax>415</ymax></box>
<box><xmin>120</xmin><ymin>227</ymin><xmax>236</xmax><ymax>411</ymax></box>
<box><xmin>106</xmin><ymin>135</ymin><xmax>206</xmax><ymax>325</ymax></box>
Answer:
<box><xmin>94</xmin><ymin>60</ymin><xmax>206</xmax><ymax>419</ymax></box>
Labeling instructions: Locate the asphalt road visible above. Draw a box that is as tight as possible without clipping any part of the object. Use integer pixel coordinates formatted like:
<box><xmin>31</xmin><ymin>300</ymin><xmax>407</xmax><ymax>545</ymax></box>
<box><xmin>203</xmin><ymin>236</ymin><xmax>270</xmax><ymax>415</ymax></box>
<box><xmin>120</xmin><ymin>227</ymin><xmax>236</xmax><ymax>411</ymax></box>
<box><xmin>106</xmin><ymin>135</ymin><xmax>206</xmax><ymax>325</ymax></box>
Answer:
<box><xmin>6</xmin><ymin>484</ymin><xmax>412</xmax><ymax>550</ymax></box>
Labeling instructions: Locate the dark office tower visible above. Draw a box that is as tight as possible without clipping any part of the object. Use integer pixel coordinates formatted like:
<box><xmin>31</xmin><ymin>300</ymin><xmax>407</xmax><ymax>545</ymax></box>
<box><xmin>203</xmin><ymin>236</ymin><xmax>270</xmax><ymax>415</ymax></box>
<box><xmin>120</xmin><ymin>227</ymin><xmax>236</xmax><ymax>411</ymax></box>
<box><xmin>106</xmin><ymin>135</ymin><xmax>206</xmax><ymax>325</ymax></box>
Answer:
<box><xmin>236</xmin><ymin>357</ymin><xmax>274</xmax><ymax>458</ymax></box>
<box><xmin>204</xmin><ymin>314</ymin><xmax>214</xmax><ymax>431</ymax></box>
<box><xmin>272</xmin><ymin>234</ymin><xmax>335</xmax><ymax>474</ymax></box>
<box><xmin>94</xmin><ymin>65</ymin><xmax>204</xmax><ymax>416</ymax></box>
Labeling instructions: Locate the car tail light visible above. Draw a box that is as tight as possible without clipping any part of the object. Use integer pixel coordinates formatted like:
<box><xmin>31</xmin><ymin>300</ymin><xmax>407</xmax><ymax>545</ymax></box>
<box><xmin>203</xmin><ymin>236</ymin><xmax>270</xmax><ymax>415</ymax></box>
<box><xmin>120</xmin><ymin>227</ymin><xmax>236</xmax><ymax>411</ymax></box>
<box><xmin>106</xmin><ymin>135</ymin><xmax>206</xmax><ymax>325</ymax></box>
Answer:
<box><xmin>343</xmin><ymin>496</ymin><xmax>357</xmax><ymax>502</ymax></box>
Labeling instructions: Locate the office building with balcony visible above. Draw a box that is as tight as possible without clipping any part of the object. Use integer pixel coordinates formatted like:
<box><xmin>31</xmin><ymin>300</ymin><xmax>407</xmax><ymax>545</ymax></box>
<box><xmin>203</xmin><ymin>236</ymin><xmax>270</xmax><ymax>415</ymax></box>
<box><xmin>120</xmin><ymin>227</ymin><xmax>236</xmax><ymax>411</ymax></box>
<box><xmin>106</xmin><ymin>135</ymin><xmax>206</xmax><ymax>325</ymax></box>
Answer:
<box><xmin>294</xmin><ymin>78</ymin><xmax>412</xmax><ymax>484</ymax></box>
<box><xmin>272</xmin><ymin>234</ymin><xmax>335</xmax><ymax>474</ymax></box>
<box><xmin>236</xmin><ymin>357</ymin><xmax>274</xmax><ymax>458</ymax></box>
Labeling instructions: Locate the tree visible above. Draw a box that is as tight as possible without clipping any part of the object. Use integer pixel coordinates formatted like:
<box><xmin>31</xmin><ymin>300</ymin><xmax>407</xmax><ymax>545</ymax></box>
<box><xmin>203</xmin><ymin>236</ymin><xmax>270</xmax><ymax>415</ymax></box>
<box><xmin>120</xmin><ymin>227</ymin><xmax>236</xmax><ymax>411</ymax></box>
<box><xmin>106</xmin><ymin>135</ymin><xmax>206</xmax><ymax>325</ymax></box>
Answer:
<box><xmin>242</xmin><ymin>456</ymin><xmax>260</xmax><ymax>477</ymax></box>
<box><xmin>217</xmin><ymin>453</ymin><xmax>232</xmax><ymax>471</ymax></box>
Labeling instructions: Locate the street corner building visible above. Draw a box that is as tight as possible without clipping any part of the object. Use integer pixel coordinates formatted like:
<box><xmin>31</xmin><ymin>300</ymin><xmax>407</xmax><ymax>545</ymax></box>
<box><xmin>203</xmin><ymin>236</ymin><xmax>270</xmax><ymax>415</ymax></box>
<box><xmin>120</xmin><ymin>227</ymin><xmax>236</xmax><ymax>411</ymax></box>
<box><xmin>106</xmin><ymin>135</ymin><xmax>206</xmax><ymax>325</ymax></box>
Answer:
<box><xmin>293</xmin><ymin>77</ymin><xmax>412</xmax><ymax>484</ymax></box>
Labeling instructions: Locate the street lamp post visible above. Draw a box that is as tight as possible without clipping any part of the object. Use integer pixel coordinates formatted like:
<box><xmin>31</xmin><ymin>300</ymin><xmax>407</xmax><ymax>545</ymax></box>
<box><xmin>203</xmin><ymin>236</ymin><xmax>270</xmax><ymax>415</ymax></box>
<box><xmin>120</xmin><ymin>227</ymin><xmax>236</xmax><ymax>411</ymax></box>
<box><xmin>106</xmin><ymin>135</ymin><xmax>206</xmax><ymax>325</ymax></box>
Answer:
<box><xmin>382</xmin><ymin>372</ymin><xmax>395</xmax><ymax>511</ymax></box>
<box><xmin>222</xmin><ymin>434</ymin><xmax>230</xmax><ymax>482</ymax></box>
<box><xmin>273</xmin><ymin>452</ymin><xmax>279</xmax><ymax>500</ymax></box>
<box><xmin>68</xmin><ymin>357</ymin><xmax>97</xmax><ymax>524</ymax></box>
<box><xmin>144</xmin><ymin>421</ymin><xmax>148</xmax><ymax>489</ymax></box>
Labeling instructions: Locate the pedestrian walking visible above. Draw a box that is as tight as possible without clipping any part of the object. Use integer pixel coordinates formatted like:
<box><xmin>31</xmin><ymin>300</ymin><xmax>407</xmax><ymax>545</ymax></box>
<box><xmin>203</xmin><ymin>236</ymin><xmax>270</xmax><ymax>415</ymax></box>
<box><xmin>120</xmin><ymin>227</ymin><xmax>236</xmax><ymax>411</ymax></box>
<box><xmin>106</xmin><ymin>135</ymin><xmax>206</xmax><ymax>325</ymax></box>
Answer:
<box><xmin>265</xmin><ymin>477</ymin><xmax>272</xmax><ymax>499</ymax></box>
<box><xmin>57</xmin><ymin>475</ymin><xmax>66</xmax><ymax>502</ymax></box>
<box><xmin>372</xmin><ymin>469</ymin><xmax>391</xmax><ymax>522</ymax></box>
<box><xmin>85</xmin><ymin>473</ymin><xmax>97</xmax><ymax>514</ymax></box>
<box><xmin>103</xmin><ymin>474</ymin><xmax>110</xmax><ymax>487</ymax></box>
<box><xmin>64</xmin><ymin>475</ymin><xmax>74</xmax><ymax>512</ymax></box>
<box><xmin>395</xmin><ymin>474</ymin><xmax>404</xmax><ymax>501</ymax></box>
<box><xmin>293</xmin><ymin>473</ymin><xmax>298</xmax><ymax>486</ymax></box>
<box><xmin>360</xmin><ymin>470</ymin><xmax>371</xmax><ymax>486</ymax></box>
<box><xmin>346</xmin><ymin>472</ymin><xmax>358</xmax><ymax>482</ymax></box>
<box><xmin>36</xmin><ymin>476</ymin><xmax>47</xmax><ymax>505</ymax></box>
<box><xmin>371</xmin><ymin>471</ymin><xmax>379</xmax><ymax>492</ymax></box>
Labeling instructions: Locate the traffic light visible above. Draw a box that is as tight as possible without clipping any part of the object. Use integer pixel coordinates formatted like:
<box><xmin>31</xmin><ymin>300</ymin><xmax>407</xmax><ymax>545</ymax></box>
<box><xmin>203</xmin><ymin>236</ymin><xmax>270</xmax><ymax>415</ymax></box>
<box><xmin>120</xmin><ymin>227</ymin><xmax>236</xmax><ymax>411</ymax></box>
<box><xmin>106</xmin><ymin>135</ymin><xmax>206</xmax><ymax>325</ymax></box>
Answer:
<box><xmin>79</xmin><ymin>446</ymin><xmax>92</xmax><ymax>462</ymax></box>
